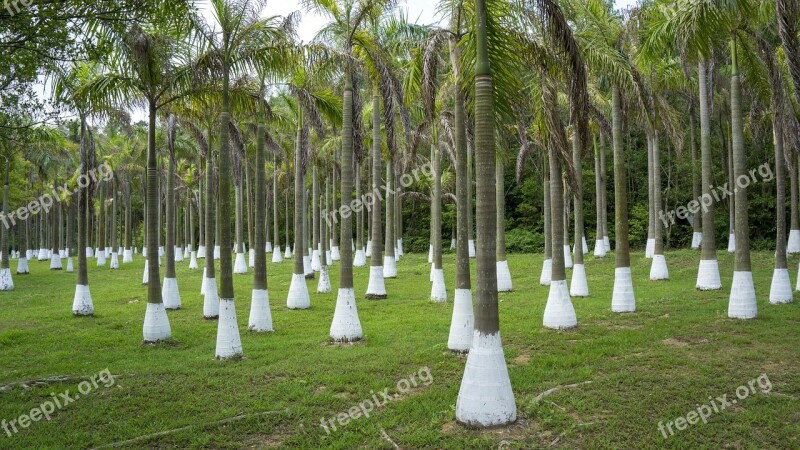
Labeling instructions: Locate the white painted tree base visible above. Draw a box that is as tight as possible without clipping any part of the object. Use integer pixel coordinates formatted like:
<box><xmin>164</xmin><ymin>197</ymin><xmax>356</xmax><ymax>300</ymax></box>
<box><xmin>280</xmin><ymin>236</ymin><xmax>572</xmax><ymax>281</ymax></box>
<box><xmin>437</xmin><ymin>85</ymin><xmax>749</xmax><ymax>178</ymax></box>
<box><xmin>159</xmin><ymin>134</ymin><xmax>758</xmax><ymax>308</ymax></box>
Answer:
<box><xmin>248</xmin><ymin>249</ymin><xmax>255</xmax><ymax>268</ymax></box>
<box><xmin>563</xmin><ymin>245</ymin><xmax>573</xmax><ymax>269</ymax></box>
<box><xmin>215</xmin><ymin>298</ymin><xmax>243</xmax><ymax>358</ymax></box>
<box><xmin>645</xmin><ymin>238</ymin><xmax>654</xmax><ymax>259</ymax></box>
<box><xmin>428</xmin><ymin>245</ymin><xmax>433</xmax><ymax>264</ymax></box>
<box><xmin>197</xmin><ymin>245</ymin><xmax>206</xmax><ymax>259</ymax></box>
<box><xmin>448</xmin><ymin>288</ymin><xmax>474</xmax><ymax>352</ymax></box>
<box><xmin>366</xmin><ymin>240</ymin><xmax>372</xmax><ymax>255</ymax></box>
<box><xmin>214</xmin><ymin>245</ymin><xmax>221</xmax><ymax>260</ymax></box>
<box><xmin>189</xmin><ymin>251</ymin><xmax>198</xmax><ymax>270</ymax></box>
<box><xmin>540</xmin><ymin>258</ymin><xmax>552</xmax><ymax>286</ymax></box>
<box><xmin>266</xmin><ymin>242</ymin><xmax>273</xmax><ymax>253</ymax></box>
<box><xmin>570</xmin><ymin>264</ymin><xmax>589</xmax><ymax>297</ymax></box>
<box><xmin>72</xmin><ymin>284</ymin><xmax>93</xmax><ymax>315</ymax></box>
<box><xmin>96</xmin><ymin>253</ymin><xmax>106</xmax><ymax>267</ymax></box>
<box><xmin>329</xmin><ymin>288</ymin><xmax>363</xmax><ymax>342</ymax></box>
<box><xmin>248</xmin><ymin>289</ymin><xmax>273</xmax><ymax>332</ymax></box>
<box><xmin>450</xmin><ymin>238</ymin><xmax>456</xmax><ymax>250</ymax></box>
<box><xmin>143</xmin><ymin>302</ymin><xmax>171</xmax><ymax>342</ymax></box>
<box><xmin>383</xmin><ymin>256</ymin><xmax>397</xmax><ymax>278</ymax></box>
<box><xmin>788</xmin><ymin>230</ymin><xmax>800</xmax><ymax>254</ymax></box>
<box><xmin>141</xmin><ymin>247</ymin><xmax>147</xmax><ymax>258</ymax></box>
<box><xmin>696</xmin><ymin>259</ymin><xmax>722</xmax><ymax>290</ymax></box>
<box><xmin>303</xmin><ymin>256</ymin><xmax>313</xmax><ymax>277</ymax></box>
<box><xmin>26</xmin><ymin>250</ymin><xmax>33</xmax><ymax>260</ymax></box>
<box><xmin>468</xmin><ymin>240</ymin><xmax>476</xmax><ymax>258</ymax></box>
<box><xmin>353</xmin><ymin>249</ymin><xmax>366</xmax><ymax>267</ymax></box>
<box><xmin>366</xmin><ymin>266</ymin><xmax>386</xmax><ymax>298</ymax></box>
<box><xmin>287</xmin><ymin>273</ymin><xmax>310</xmax><ymax>309</ymax></box>
<box><xmin>326</xmin><ymin>251</ymin><xmax>332</xmax><ymax>265</ymax></box>
<box><xmin>58</xmin><ymin>250</ymin><xmax>66</xmax><ymax>258</ymax></box>
<box><xmin>394</xmin><ymin>249</ymin><xmax>400</xmax><ymax>262</ymax></box>
<box><xmin>109</xmin><ymin>252</ymin><xmax>119</xmax><ymax>269</ymax></box>
<box><xmin>272</xmin><ymin>249</ymin><xmax>283</xmax><ymax>263</ymax></box>
<box><xmin>174</xmin><ymin>247</ymin><xmax>184</xmax><ymax>262</ymax></box>
<box><xmin>162</xmin><ymin>277</ymin><xmax>181</xmax><ymax>310</ymax></box>
<box><xmin>431</xmin><ymin>268</ymin><xmax>447</xmax><ymax>302</ymax></box>
<box><xmin>430</xmin><ymin>263</ymin><xmax>434</xmax><ymax>282</ymax></box>
<box><xmin>16</xmin><ymin>257</ymin><xmax>29</xmax><ymax>274</ymax></box>
<box><xmin>727</xmin><ymin>233</ymin><xmax>736</xmax><ymax>253</ymax></box>
<box><xmin>37</xmin><ymin>249</ymin><xmax>48</xmax><ymax>261</ymax></box>
<box><xmin>203</xmin><ymin>277</ymin><xmax>219</xmax><ymax>319</ymax></box>
<box><xmin>85</xmin><ymin>247</ymin><xmax>94</xmax><ymax>258</ymax></box>
<box><xmin>456</xmin><ymin>331</ymin><xmax>517</xmax><ymax>427</ymax></box>
<box><xmin>183</xmin><ymin>247</ymin><xmax>190</xmax><ymax>259</ymax></box>
<box><xmin>544</xmin><ymin>279</ymin><xmax>577</xmax><ymax>328</ymax></box>
<box><xmin>691</xmin><ymin>232</ymin><xmax>703</xmax><ymax>249</ymax></box>
<box><xmin>50</xmin><ymin>253</ymin><xmax>62</xmax><ymax>270</ymax></box>
<box><xmin>770</xmin><ymin>268</ymin><xmax>793</xmax><ymax>304</ymax></box>
<box><xmin>142</xmin><ymin>261</ymin><xmax>149</xmax><ymax>285</ymax></box>
<box><xmin>604</xmin><ymin>236</ymin><xmax>611</xmax><ymax>251</ymax></box>
<box><xmin>497</xmin><ymin>260</ymin><xmax>512</xmax><ymax>292</ymax></box>
<box><xmin>233</xmin><ymin>252</ymin><xmax>248</xmax><ymax>274</ymax></box>
<box><xmin>284</xmin><ymin>245</ymin><xmax>292</xmax><ymax>259</ymax></box>
<box><xmin>317</xmin><ymin>266</ymin><xmax>331</xmax><ymax>293</ymax></box>
<box><xmin>593</xmin><ymin>239</ymin><xmax>606</xmax><ymax>258</ymax></box>
<box><xmin>311</xmin><ymin>250</ymin><xmax>322</xmax><ymax>272</ymax></box>
<box><xmin>573</xmin><ymin>237</ymin><xmax>588</xmax><ymax>255</ymax></box>
<box><xmin>728</xmin><ymin>271</ymin><xmax>757</xmax><ymax>319</ymax></box>
<box><xmin>397</xmin><ymin>239</ymin><xmax>403</xmax><ymax>256</ymax></box>
<box><xmin>123</xmin><ymin>249</ymin><xmax>133</xmax><ymax>263</ymax></box>
<box><xmin>0</xmin><ymin>268</ymin><xmax>15</xmax><ymax>291</ymax></box>
<box><xmin>66</xmin><ymin>257</ymin><xmax>73</xmax><ymax>273</ymax></box>
<box><xmin>649</xmin><ymin>254</ymin><xmax>669</xmax><ymax>281</ymax></box>
<box><xmin>331</xmin><ymin>246</ymin><xmax>341</xmax><ymax>261</ymax></box>
<box><xmin>611</xmin><ymin>267</ymin><xmax>636</xmax><ymax>312</ymax></box>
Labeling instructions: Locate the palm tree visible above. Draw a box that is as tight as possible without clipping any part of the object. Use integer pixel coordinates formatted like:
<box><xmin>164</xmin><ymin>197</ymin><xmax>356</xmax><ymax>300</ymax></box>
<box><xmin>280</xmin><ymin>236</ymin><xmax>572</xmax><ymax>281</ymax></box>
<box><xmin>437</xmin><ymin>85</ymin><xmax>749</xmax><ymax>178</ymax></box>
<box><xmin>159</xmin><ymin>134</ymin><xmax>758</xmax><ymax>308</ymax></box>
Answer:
<box><xmin>570</xmin><ymin>133</ymin><xmax>589</xmax><ymax>296</ymax></box>
<box><xmin>365</xmin><ymin>85</ymin><xmax>386</xmax><ymax>299</ymax></box>
<box><xmin>454</xmin><ymin>0</ymin><xmax>515</xmax><ymax>428</ymax></box>
<box><xmin>162</xmin><ymin>115</ymin><xmax>181</xmax><ymax>310</ymax></box>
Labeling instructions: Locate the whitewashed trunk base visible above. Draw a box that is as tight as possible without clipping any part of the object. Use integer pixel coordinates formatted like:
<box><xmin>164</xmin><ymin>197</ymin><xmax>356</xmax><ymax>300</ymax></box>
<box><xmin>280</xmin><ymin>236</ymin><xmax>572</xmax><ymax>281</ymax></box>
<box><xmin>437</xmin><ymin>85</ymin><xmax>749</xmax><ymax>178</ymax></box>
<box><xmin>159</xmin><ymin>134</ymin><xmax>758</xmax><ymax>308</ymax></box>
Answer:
<box><xmin>65</xmin><ymin>257</ymin><xmax>73</xmax><ymax>273</ymax></box>
<box><xmin>353</xmin><ymin>249</ymin><xmax>366</xmax><ymax>267</ymax></box>
<box><xmin>428</xmin><ymin>245</ymin><xmax>433</xmax><ymax>264</ymax></box>
<box><xmin>540</xmin><ymin>258</ymin><xmax>552</xmax><ymax>286</ymax></box>
<box><xmin>770</xmin><ymin>268</ymin><xmax>793</xmax><ymax>304</ymax></box>
<box><xmin>649</xmin><ymin>254</ymin><xmax>669</xmax><ymax>281</ymax></box>
<box><xmin>287</xmin><ymin>273</ymin><xmax>310</xmax><ymax>309</ymax></box>
<box><xmin>50</xmin><ymin>253</ymin><xmax>63</xmax><ymax>270</ymax></box>
<box><xmin>303</xmin><ymin>256</ymin><xmax>313</xmax><ymax>277</ymax></box>
<box><xmin>696</xmin><ymin>259</ymin><xmax>722</xmax><ymax>290</ymax></box>
<box><xmin>197</xmin><ymin>245</ymin><xmax>206</xmax><ymax>259</ymax></box>
<box><xmin>174</xmin><ymin>247</ymin><xmax>184</xmax><ymax>262</ymax></box>
<box><xmin>85</xmin><ymin>247</ymin><xmax>94</xmax><ymax>258</ymax></box>
<box><xmin>58</xmin><ymin>250</ymin><xmax>66</xmax><ymax>259</ymax></box>
<box><xmin>248</xmin><ymin>289</ymin><xmax>274</xmax><ymax>332</ymax></box>
<box><xmin>331</xmin><ymin>246</ymin><xmax>341</xmax><ymax>261</ymax></box>
<box><xmin>143</xmin><ymin>302</ymin><xmax>171</xmax><ymax>342</ymax></box>
<box><xmin>366</xmin><ymin>240</ymin><xmax>372</xmax><ymax>255</ymax></box>
<box><xmin>455</xmin><ymin>331</ymin><xmax>517</xmax><ymax>427</ymax></box>
<box><xmin>203</xmin><ymin>277</ymin><xmax>219</xmax><ymax>319</ymax></box>
<box><xmin>96</xmin><ymin>252</ymin><xmax>106</xmax><ymax>267</ymax></box>
<box><xmin>109</xmin><ymin>252</ymin><xmax>119</xmax><ymax>269</ymax></box>
<box><xmin>645</xmin><ymin>238</ymin><xmax>654</xmax><ymax>259</ymax></box>
<box><xmin>213</xmin><ymin>245</ymin><xmax>220</xmax><ymax>260</ymax></box>
<box><xmin>248</xmin><ymin>249</ymin><xmax>255</xmax><ymax>268</ymax></box>
<box><xmin>183</xmin><ymin>246</ymin><xmax>190</xmax><ymax>259</ymax></box>
<box><xmin>366</xmin><ymin>266</ymin><xmax>387</xmax><ymax>299</ymax></box>
<box><xmin>189</xmin><ymin>251</ymin><xmax>198</xmax><ymax>270</ymax></box>
<box><xmin>611</xmin><ymin>267</ymin><xmax>636</xmax><ymax>313</ymax></box>
<box><xmin>604</xmin><ymin>236</ymin><xmax>611</xmax><ymax>251</ymax></box>
<box><xmin>788</xmin><ymin>230</ymin><xmax>800</xmax><ymax>254</ymax></box>
<box><xmin>265</xmin><ymin>242</ymin><xmax>273</xmax><ymax>253</ymax></box>
<box><xmin>468</xmin><ymin>240</ymin><xmax>476</xmax><ymax>258</ymax></box>
<box><xmin>215</xmin><ymin>298</ymin><xmax>243</xmax><ymax>358</ymax></box>
<box><xmin>311</xmin><ymin>250</ymin><xmax>322</xmax><ymax>272</ymax></box>
<box><xmin>141</xmin><ymin>247</ymin><xmax>147</xmax><ymax>258</ymax></box>
<box><xmin>326</xmin><ymin>251</ymin><xmax>332</xmax><ymax>266</ymax></box>
<box><xmin>691</xmin><ymin>232</ymin><xmax>703</xmax><ymax>249</ymax></box>
<box><xmin>0</xmin><ymin>268</ymin><xmax>14</xmax><ymax>291</ymax></box>
<box><xmin>72</xmin><ymin>284</ymin><xmax>93</xmax><ymax>315</ymax></box>
<box><xmin>728</xmin><ymin>271</ymin><xmax>757</xmax><ymax>319</ymax></box>
<box><xmin>544</xmin><ymin>279</ymin><xmax>577</xmax><ymax>329</ymax></box>
<box><xmin>272</xmin><ymin>249</ymin><xmax>283</xmax><ymax>263</ymax></box>
<box><xmin>450</xmin><ymin>238</ymin><xmax>456</xmax><ymax>250</ymax></box>
<box><xmin>284</xmin><ymin>245</ymin><xmax>292</xmax><ymax>259</ymax></box>
<box><xmin>497</xmin><ymin>260</ymin><xmax>512</xmax><ymax>292</ymax></box>
<box><xmin>593</xmin><ymin>239</ymin><xmax>607</xmax><ymax>258</ymax></box>
<box><xmin>383</xmin><ymin>256</ymin><xmax>397</xmax><ymax>278</ymax></box>
<box><xmin>142</xmin><ymin>261</ymin><xmax>149</xmax><ymax>285</ymax></box>
<box><xmin>431</xmin><ymin>268</ymin><xmax>447</xmax><ymax>302</ymax></box>
<box><xmin>233</xmin><ymin>252</ymin><xmax>247</xmax><ymax>274</ymax></box>
<box><xmin>430</xmin><ymin>263</ymin><xmax>435</xmax><ymax>282</ymax></box>
<box><xmin>317</xmin><ymin>266</ymin><xmax>331</xmax><ymax>293</ymax></box>
<box><xmin>570</xmin><ymin>264</ymin><xmax>589</xmax><ymax>297</ymax></box>
<box><xmin>123</xmin><ymin>249</ymin><xmax>133</xmax><ymax>263</ymax></box>
<box><xmin>448</xmin><ymin>288</ymin><xmax>474</xmax><ymax>352</ymax></box>
<box><xmin>162</xmin><ymin>277</ymin><xmax>181</xmax><ymax>310</ymax></box>
<box><xmin>563</xmin><ymin>245</ymin><xmax>573</xmax><ymax>269</ymax></box>
<box><xmin>16</xmin><ymin>257</ymin><xmax>29</xmax><ymax>275</ymax></box>
<box><xmin>727</xmin><ymin>233</ymin><xmax>736</xmax><ymax>253</ymax></box>
<box><xmin>330</xmin><ymin>288</ymin><xmax>363</xmax><ymax>342</ymax></box>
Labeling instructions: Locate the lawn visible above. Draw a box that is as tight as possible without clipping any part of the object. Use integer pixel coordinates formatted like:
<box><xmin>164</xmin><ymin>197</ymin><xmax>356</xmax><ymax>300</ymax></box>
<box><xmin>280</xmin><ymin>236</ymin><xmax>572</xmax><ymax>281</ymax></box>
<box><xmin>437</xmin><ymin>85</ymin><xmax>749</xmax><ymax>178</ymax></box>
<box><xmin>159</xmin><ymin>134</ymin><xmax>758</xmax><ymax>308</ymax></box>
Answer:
<box><xmin>0</xmin><ymin>248</ymin><xmax>798</xmax><ymax>449</ymax></box>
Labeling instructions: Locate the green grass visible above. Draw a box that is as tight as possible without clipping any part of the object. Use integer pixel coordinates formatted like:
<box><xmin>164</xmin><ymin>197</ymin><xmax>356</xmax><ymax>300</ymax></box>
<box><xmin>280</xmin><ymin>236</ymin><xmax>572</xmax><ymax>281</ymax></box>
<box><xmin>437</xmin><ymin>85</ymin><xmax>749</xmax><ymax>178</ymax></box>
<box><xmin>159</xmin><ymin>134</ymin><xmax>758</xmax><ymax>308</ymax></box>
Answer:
<box><xmin>1</xmin><ymin>248</ymin><xmax>799</xmax><ymax>449</ymax></box>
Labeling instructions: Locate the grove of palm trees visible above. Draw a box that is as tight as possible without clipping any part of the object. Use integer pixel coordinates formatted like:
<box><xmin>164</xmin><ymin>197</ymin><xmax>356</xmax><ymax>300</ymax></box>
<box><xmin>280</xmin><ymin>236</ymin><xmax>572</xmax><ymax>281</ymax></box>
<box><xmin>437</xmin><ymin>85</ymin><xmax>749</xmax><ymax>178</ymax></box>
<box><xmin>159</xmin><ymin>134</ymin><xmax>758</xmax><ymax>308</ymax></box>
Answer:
<box><xmin>1</xmin><ymin>0</ymin><xmax>799</xmax><ymax>447</ymax></box>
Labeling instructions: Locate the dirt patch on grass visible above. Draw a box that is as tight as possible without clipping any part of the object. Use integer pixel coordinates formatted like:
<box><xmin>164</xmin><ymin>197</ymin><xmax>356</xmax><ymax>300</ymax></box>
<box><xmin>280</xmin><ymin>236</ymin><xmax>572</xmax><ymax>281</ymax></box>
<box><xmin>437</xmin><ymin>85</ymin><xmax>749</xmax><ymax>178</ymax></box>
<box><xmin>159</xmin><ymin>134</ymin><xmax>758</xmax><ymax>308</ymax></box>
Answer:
<box><xmin>662</xmin><ymin>336</ymin><xmax>709</xmax><ymax>347</ymax></box>
<box><xmin>514</xmin><ymin>353</ymin><xmax>531</xmax><ymax>365</ymax></box>
<box><xmin>242</xmin><ymin>423</ymin><xmax>293</xmax><ymax>449</ymax></box>
<box><xmin>442</xmin><ymin>417</ymin><xmax>535</xmax><ymax>447</ymax></box>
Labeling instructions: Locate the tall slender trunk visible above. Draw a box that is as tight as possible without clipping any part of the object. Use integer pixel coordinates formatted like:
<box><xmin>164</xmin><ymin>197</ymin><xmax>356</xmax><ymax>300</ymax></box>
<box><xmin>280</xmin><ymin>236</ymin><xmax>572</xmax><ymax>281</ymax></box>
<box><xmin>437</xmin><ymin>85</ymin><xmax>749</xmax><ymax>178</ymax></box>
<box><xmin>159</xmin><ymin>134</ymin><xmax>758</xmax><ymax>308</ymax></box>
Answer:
<box><xmin>594</xmin><ymin>135</ymin><xmax>603</xmax><ymax>245</ymax></box>
<box><xmin>653</xmin><ymin>132</ymin><xmax>664</xmax><ymax>256</ymax></box>
<box><xmin>699</xmin><ymin>59</ymin><xmax>717</xmax><ymax>261</ymax></box>
<box><xmin>166</xmin><ymin>144</ymin><xmax>176</xmax><ymax>279</ymax></box>
<box><xmin>689</xmin><ymin>109</ymin><xmax>702</xmax><ymax>236</ymax></box>
<box><xmin>313</xmin><ymin>165</ymin><xmax>320</xmax><ymax>256</ymax></box>
<box><xmin>612</xmin><ymin>87</ymin><xmax>631</xmax><ymax>268</ymax></box>
<box><xmin>433</xmin><ymin>140</ymin><xmax>443</xmax><ymax>270</ymax></box>
<box><xmin>339</xmin><ymin>72</ymin><xmax>354</xmax><ymax>289</ymax></box>
<box><xmin>293</xmin><ymin>125</ymin><xmax>305</xmax><ymax>276</ymax></box>
<box><xmin>254</xmin><ymin>124</ymin><xmax>267</xmax><ymax>290</ymax></box>
<box><xmin>384</xmin><ymin>157</ymin><xmax>395</xmax><ymax>259</ymax></box>
<box><xmin>273</xmin><ymin>160</ymin><xmax>280</xmax><ymax>249</ymax></box>
<box><xmin>543</xmin><ymin>171</ymin><xmax>552</xmax><ymax>262</ymax></box>
<box><xmin>452</xmin><ymin>41</ymin><xmax>470</xmax><ymax>289</ymax></box>
<box><xmin>730</xmin><ymin>40</ymin><xmax>750</xmax><ymax>272</ymax></box>
<box><xmin>146</xmin><ymin>101</ymin><xmax>161</xmax><ymax>302</ymax></box>
<box><xmin>205</xmin><ymin>145</ymin><xmax>216</xmax><ymax>279</ymax></box>
<box><xmin>572</xmin><ymin>135</ymin><xmax>584</xmax><ymax>266</ymax></box>
<box><xmin>370</xmin><ymin>90</ymin><xmax>383</xmax><ymax>266</ymax></box>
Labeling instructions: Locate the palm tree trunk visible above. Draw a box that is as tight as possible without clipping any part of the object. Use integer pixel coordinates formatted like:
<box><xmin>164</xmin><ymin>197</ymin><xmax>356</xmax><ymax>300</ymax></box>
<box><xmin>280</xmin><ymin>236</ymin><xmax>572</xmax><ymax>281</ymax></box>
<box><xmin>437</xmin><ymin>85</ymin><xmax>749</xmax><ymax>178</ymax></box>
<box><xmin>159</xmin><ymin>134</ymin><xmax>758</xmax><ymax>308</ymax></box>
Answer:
<box><xmin>166</xmin><ymin>148</ymin><xmax>176</xmax><ymax>280</ymax></box>
<box><xmin>611</xmin><ymin>86</ymin><xmax>636</xmax><ymax>312</ymax></box>
<box><xmin>651</xmin><ymin>131</ymin><xmax>668</xmax><ymax>280</ymax></box>
<box><xmin>697</xmin><ymin>58</ymin><xmax>721</xmax><ymax>290</ymax></box>
<box><xmin>367</xmin><ymin>88</ymin><xmax>385</xmax><ymax>299</ymax></box>
<box><xmin>273</xmin><ymin>161</ymin><xmax>280</xmax><ymax>251</ymax></box>
<box><xmin>689</xmin><ymin>109</ymin><xmax>702</xmax><ymax>246</ymax></box>
<box><xmin>253</xmin><ymin>126</ymin><xmax>267</xmax><ymax>291</ymax></box>
<box><xmin>293</xmin><ymin>127</ymin><xmax>304</xmax><ymax>277</ymax></box>
<box><xmin>451</xmin><ymin>42</ymin><xmax>470</xmax><ymax>291</ymax></box>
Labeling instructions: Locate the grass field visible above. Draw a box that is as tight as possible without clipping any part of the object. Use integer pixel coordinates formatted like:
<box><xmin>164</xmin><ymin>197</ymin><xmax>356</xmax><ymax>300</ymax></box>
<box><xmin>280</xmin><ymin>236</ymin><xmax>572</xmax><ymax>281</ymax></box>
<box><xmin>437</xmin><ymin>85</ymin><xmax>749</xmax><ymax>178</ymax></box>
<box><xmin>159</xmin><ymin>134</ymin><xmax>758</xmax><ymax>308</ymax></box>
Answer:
<box><xmin>1</xmin><ymin>248</ymin><xmax>799</xmax><ymax>449</ymax></box>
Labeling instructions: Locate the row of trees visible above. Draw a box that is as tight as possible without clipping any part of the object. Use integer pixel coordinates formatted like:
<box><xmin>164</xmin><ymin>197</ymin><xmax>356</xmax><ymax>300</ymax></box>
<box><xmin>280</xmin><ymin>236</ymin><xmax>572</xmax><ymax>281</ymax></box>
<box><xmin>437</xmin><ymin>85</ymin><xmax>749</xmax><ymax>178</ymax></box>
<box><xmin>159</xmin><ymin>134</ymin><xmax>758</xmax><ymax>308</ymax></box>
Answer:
<box><xmin>2</xmin><ymin>0</ymin><xmax>799</xmax><ymax>428</ymax></box>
